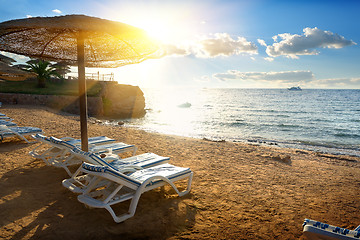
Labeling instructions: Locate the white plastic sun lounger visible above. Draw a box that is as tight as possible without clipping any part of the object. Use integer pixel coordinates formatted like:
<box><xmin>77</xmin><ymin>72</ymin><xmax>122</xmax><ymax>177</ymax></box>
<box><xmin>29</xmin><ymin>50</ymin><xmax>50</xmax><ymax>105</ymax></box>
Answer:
<box><xmin>303</xmin><ymin>219</ymin><xmax>360</xmax><ymax>240</ymax></box>
<box><xmin>30</xmin><ymin>133</ymin><xmax>117</xmax><ymax>163</ymax></box>
<box><xmin>0</xmin><ymin>116</ymin><xmax>12</xmax><ymax>121</ymax></box>
<box><xmin>0</xmin><ymin>120</ymin><xmax>17</xmax><ymax>126</ymax></box>
<box><xmin>71</xmin><ymin>148</ymin><xmax>193</xmax><ymax>223</ymax></box>
<box><xmin>62</xmin><ymin>152</ymin><xmax>170</xmax><ymax>194</ymax></box>
<box><xmin>0</xmin><ymin>125</ymin><xmax>43</xmax><ymax>143</ymax></box>
<box><xmin>29</xmin><ymin>134</ymin><xmax>137</xmax><ymax>176</ymax></box>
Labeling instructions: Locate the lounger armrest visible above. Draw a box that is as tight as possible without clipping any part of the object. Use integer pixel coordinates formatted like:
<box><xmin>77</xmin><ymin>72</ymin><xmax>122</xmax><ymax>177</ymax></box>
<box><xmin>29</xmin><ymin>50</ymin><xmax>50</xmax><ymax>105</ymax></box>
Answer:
<box><xmin>81</xmin><ymin>162</ymin><xmax>142</xmax><ymax>173</ymax></box>
<box><xmin>82</xmin><ymin>162</ymin><xmax>107</xmax><ymax>173</ymax></box>
<box><xmin>119</xmin><ymin>166</ymin><xmax>143</xmax><ymax>174</ymax></box>
<box><xmin>60</xmin><ymin>137</ymin><xmax>76</xmax><ymax>141</ymax></box>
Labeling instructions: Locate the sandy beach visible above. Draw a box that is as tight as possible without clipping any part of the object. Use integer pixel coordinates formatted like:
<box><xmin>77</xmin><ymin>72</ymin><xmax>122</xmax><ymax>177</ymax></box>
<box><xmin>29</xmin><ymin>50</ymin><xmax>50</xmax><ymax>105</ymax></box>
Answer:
<box><xmin>0</xmin><ymin>105</ymin><xmax>359</xmax><ymax>240</ymax></box>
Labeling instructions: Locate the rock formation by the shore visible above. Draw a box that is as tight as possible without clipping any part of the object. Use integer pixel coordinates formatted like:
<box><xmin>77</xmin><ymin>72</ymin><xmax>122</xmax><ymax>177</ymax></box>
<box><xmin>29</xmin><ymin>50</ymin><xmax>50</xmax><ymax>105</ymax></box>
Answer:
<box><xmin>100</xmin><ymin>82</ymin><xmax>145</xmax><ymax>118</ymax></box>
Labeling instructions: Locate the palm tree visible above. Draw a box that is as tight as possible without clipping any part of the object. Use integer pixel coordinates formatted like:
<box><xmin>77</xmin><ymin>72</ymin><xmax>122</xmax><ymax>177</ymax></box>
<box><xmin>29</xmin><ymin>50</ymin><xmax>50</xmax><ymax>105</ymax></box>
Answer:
<box><xmin>52</xmin><ymin>62</ymin><xmax>71</xmax><ymax>79</ymax></box>
<box><xmin>24</xmin><ymin>59</ymin><xmax>61</xmax><ymax>88</ymax></box>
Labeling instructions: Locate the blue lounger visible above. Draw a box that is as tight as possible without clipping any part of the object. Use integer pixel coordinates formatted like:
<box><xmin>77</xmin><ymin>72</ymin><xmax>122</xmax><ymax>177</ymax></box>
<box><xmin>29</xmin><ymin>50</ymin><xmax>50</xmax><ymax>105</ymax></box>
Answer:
<box><xmin>70</xmin><ymin>147</ymin><xmax>193</xmax><ymax>223</ymax></box>
<box><xmin>303</xmin><ymin>219</ymin><xmax>360</xmax><ymax>240</ymax></box>
<box><xmin>0</xmin><ymin>116</ymin><xmax>12</xmax><ymax>121</ymax></box>
<box><xmin>0</xmin><ymin>120</ymin><xmax>17</xmax><ymax>126</ymax></box>
<box><xmin>30</xmin><ymin>134</ymin><xmax>117</xmax><ymax>164</ymax></box>
<box><xmin>0</xmin><ymin>125</ymin><xmax>43</xmax><ymax>143</ymax></box>
<box><xmin>62</xmin><ymin>152</ymin><xmax>170</xmax><ymax>193</ymax></box>
<box><xmin>29</xmin><ymin>134</ymin><xmax>137</xmax><ymax>176</ymax></box>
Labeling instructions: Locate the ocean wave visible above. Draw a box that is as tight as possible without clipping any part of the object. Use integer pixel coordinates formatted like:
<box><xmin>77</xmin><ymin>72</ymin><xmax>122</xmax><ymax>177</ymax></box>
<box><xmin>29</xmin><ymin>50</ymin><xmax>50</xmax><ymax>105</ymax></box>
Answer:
<box><xmin>229</xmin><ymin>119</ymin><xmax>247</xmax><ymax>126</ymax></box>
<box><xmin>334</xmin><ymin>133</ymin><xmax>360</xmax><ymax>139</ymax></box>
<box><xmin>277</xmin><ymin>123</ymin><xmax>300</xmax><ymax>128</ymax></box>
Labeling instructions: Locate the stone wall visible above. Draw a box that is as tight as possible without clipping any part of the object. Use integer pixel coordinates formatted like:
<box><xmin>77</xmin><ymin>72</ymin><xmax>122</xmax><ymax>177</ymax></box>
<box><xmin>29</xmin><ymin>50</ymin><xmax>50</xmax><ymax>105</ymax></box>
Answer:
<box><xmin>0</xmin><ymin>93</ymin><xmax>103</xmax><ymax>116</ymax></box>
<box><xmin>0</xmin><ymin>82</ymin><xmax>146</xmax><ymax>118</ymax></box>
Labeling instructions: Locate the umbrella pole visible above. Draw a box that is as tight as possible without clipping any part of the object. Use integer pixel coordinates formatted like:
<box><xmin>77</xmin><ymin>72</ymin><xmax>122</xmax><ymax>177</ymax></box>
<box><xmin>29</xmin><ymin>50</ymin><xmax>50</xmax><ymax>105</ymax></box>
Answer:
<box><xmin>77</xmin><ymin>32</ymin><xmax>89</xmax><ymax>151</ymax></box>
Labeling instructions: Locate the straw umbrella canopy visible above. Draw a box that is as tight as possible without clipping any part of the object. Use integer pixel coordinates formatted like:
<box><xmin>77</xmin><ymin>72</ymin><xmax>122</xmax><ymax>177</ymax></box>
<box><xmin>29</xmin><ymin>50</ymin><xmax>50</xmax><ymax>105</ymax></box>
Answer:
<box><xmin>0</xmin><ymin>15</ymin><xmax>161</xmax><ymax>151</ymax></box>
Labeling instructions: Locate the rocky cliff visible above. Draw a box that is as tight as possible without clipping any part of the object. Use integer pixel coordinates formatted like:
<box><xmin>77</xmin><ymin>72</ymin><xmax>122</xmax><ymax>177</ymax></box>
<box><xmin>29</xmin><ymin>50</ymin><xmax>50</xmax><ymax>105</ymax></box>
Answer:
<box><xmin>100</xmin><ymin>82</ymin><xmax>146</xmax><ymax>118</ymax></box>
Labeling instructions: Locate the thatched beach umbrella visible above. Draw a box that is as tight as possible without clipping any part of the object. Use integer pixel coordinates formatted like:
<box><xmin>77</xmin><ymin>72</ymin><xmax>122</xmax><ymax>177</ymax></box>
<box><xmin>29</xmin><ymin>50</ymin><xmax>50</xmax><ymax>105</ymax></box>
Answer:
<box><xmin>0</xmin><ymin>15</ymin><xmax>161</xmax><ymax>151</ymax></box>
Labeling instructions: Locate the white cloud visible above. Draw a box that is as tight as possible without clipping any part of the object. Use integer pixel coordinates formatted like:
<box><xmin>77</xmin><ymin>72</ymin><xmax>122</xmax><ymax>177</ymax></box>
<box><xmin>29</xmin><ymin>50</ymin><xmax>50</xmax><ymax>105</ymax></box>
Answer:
<box><xmin>213</xmin><ymin>70</ymin><xmax>315</xmax><ymax>84</ymax></box>
<box><xmin>207</xmin><ymin>69</ymin><xmax>360</xmax><ymax>88</ymax></box>
<box><xmin>257</xmin><ymin>39</ymin><xmax>267</xmax><ymax>47</ymax></box>
<box><xmin>310</xmin><ymin>77</ymin><xmax>360</xmax><ymax>88</ymax></box>
<box><xmin>266</xmin><ymin>27</ymin><xmax>356</xmax><ymax>58</ymax></box>
<box><xmin>26</xmin><ymin>15</ymin><xmax>33</xmax><ymax>18</ymax></box>
<box><xmin>52</xmin><ymin>9</ymin><xmax>62</xmax><ymax>14</ymax></box>
<box><xmin>162</xmin><ymin>44</ymin><xmax>190</xmax><ymax>56</ymax></box>
<box><xmin>161</xmin><ymin>33</ymin><xmax>257</xmax><ymax>58</ymax></box>
<box><xmin>264</xmin><ymin>57</ymin><xmax>274</xmax><ymax>62</ymax></box>
<box><xmin>195</xmin><ymin>33</ymin><xmax>258</xmax><ymax>57</ymax></box>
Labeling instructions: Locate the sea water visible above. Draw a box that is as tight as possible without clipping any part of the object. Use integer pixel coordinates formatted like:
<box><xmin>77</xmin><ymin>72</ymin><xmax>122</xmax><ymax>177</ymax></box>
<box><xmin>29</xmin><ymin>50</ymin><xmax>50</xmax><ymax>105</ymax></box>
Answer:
<box><xmin>125</xmin><ymin>88</ymin><xmax>360</xmax><ymax>157</ymax></box>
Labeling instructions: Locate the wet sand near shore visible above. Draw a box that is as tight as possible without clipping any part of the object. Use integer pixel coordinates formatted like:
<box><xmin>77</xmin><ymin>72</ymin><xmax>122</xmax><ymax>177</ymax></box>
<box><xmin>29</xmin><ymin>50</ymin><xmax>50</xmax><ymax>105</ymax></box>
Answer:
<box><xmin>0</xmin><ymin>105</ymin><xmax>359</xmax><ymax>240</ymax></box>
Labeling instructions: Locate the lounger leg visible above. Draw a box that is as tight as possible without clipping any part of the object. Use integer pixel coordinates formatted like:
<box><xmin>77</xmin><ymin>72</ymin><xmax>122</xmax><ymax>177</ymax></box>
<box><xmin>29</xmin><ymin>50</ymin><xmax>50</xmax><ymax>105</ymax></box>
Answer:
<box><xmin>84</xmin><ymin>177</ymin><xmax>103</xmax><ymax>195</ymax></box>
<box><xmin>66</xmin><ymin>166</ymin><xmax>93</xmax><ymax>192</ymax></box>
<box><xmin>111</xmin><ymin>174</ymin><xmax>193</xmax><ymax>223</ymax></box>
<box><xmin>179</xmin><ymin>172</ymin><xmax>193</xmax><ymax>197</ymax></box>
<box><xmin>41</xmin><ymin>148</ymin><xmax>59</xmax><ymax>165</ymax></box>
<box><xmin>63</xmin><ymin>166</ymin><xmax>73</xmax><ymax>177</ymax></box>
<box><xmin>110</xmin><ymin>189</ymin><xmax>142</xmax><ymax>223</ymax></box>
<box><xmin>62</xmin><ymin>155</ymin><xmax>79</xmax><ymax>176</ymax></box>
<box><xmin>151</xmin><ymin>173</ymin><xmax>193</xmax><ymax>197</ymax></box>
<box><xmin>15</xmin><ymin>133</ymin><xmax>30</xmax><ymax>143</ymax></box>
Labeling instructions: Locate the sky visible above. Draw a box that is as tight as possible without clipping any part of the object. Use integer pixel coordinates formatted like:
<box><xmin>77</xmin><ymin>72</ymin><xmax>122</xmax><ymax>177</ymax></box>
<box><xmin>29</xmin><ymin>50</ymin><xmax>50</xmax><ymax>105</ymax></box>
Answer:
<box><xmin>1</xmin><ymin>0</ymin><xmax>360</xmax><ymax>89</ymax></box>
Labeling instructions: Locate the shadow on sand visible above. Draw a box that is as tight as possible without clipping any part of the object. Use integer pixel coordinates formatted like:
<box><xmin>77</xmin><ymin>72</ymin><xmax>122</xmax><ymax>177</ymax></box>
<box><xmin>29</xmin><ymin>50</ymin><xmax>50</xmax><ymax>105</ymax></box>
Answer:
<box><xmin>0</xmin><ymin>159</ymin><xmax>197</xmax><ymax>239</ymax></box>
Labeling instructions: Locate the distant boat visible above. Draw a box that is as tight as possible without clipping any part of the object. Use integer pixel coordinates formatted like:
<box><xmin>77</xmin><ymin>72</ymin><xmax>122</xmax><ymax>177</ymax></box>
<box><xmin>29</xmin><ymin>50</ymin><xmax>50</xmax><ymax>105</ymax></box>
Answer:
<box><xmin>178</xmin><ymin>102</ymin><xmax>192</xmax><ymax>108</ymax></box>
<box><xmin>288</xmin><ymin>86</ymin><xmax>302</xmax><ymax>91</ymax></box>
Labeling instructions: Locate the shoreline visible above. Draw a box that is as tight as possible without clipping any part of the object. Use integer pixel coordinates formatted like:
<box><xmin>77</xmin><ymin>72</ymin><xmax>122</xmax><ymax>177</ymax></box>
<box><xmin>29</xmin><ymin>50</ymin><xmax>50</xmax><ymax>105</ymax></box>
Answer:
<box><xmin>1</xmin><ymin>105</ymin><xmax>359</xmax><ymax>239</ymax></box>
<box><xmin>97</xmin><ymin>118</ymin><xmax>360</xmax><ymax>158</ymax></box>
<box><xmin>140</xmin><ymin>88</ymin><xmax>360</xmax><ymax>158</ymax></box>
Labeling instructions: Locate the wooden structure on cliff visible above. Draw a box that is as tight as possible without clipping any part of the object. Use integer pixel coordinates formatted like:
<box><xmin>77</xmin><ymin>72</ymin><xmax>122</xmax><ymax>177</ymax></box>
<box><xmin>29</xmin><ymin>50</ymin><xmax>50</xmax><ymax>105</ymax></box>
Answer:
<box><xmin>68</xmin><ymin>71</ymin><xmax>114</xmax><ymax>81</ymax></box>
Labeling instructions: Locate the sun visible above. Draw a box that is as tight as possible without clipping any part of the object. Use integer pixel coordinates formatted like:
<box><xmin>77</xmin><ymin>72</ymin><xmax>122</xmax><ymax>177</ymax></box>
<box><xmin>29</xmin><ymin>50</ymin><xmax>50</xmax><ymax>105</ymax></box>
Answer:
<box><xmin>127</xmin><ymin>14</ymin><xmax>189</xmax><ymax>44</ymax></box>
<box><xmin>136</xmin><ymin>19</ymin><xmax>174</xmax><ymax>43</ymax></box>
<box><xmin>109</xmin><ymin>6</ymin><xmax>196</xmax><ymax>45</ymax></box>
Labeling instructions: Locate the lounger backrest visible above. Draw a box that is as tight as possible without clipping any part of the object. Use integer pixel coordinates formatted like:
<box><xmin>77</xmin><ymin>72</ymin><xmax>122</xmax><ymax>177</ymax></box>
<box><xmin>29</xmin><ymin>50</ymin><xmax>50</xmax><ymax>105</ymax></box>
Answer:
<box><xmin>49</xmin><ymin>136</ymin><xmax>76</xmax><ymax>149</ymax></box>
<box><xmin>70</xmin><ymin>147</ymin><xmax>111</xmax><ymax>166</ymax></box>
<box><xmin>1</xmin><ymin>126</ymin><xmax>43</xmax><ymax>135</ymax></box>
<box><xmin>0</xmin><ymin>120</ymin><xmax>16</xmax><ymax>126</ymax></box>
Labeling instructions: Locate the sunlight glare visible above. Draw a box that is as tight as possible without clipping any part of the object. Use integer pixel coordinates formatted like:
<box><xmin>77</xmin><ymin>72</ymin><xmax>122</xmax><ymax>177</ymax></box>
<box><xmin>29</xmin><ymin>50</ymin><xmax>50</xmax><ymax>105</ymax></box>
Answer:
<box><xmin>110</xmin><ymin>8</ymin><xmax>196</xmax><ymax>44</ymax></box>
<box><xmin>138</xmin><ymin>19</ymin><xmax>173</xmax><ymax>42</ymax></box>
